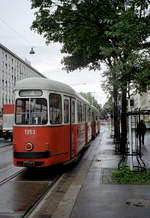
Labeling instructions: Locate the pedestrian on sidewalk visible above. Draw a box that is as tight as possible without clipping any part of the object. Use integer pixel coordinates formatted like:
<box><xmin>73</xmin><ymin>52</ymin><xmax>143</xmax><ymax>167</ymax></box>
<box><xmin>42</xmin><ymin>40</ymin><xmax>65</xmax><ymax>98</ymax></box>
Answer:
<box><xmin>136</xmin><ymin>120</ymin><xmax>147</xmax><ymax>146</ymax></box>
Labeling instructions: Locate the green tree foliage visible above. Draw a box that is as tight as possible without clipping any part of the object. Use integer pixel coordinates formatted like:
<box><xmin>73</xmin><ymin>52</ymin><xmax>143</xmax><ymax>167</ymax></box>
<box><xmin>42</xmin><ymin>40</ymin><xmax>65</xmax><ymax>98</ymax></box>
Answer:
<box><xmin>30</xmin><ymin>0</ymin><xmax>150</xmax><ymax>88</ymax></box>
<box><xmin>101</xmin><ymin>97</ymin><xmax>113</xmax><ymax>119</ymax></box>
<box><xmin>80</xmin><ymin>92</ymin><xmax>102</xmax><ymax>111</ymax></box>
<box><xmin>30</xmin><ymin>0</ymin><xmax>150</xmax><ymax>153</ymax></box>
<box><xmin>30</xmin><ymin>0</ymin><xmax>115</xmax><ymax>70</ymax></box>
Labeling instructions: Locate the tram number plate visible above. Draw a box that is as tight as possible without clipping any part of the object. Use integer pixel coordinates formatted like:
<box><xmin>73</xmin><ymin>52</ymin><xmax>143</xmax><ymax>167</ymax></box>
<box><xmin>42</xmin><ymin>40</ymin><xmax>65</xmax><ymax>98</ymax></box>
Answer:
<box><xmin>23</xmin><ymin>161</ymin><xmax>35</xmax><ymax>167</ymax></box>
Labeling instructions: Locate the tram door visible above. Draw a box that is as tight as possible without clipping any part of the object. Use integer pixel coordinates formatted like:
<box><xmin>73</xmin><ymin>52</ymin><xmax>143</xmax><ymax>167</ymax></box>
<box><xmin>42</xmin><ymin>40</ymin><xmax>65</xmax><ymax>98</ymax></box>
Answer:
<box><xmin>64</xmin><ymin>96</ymin><xmax>70</xmax><ymax>155</ymax></box>
<box><xmin>64</xmin><ymin>96</ymin><xmax>76</xmax><ymax>159</ymax></box>
<box><xmin>70</xmin><ymin>98</ymin><xmax>76</xmax><ymax>159</ymax></box>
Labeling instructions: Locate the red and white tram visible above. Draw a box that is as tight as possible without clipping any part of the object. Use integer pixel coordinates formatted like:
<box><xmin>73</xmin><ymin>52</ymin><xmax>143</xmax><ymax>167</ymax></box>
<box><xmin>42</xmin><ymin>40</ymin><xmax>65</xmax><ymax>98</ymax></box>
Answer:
<box><xmin>13</xmin><ymin>77</ymin><xmax>100</xmax><ymax>167</ymax></box>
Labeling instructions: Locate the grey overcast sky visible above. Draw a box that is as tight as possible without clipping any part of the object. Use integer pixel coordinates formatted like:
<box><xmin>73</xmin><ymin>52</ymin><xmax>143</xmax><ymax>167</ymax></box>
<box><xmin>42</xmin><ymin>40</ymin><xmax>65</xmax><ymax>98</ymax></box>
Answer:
<box><xmin>0</xmin><ymin>0</ymin><xmax>107</xmax><ymax>105</ymax></box>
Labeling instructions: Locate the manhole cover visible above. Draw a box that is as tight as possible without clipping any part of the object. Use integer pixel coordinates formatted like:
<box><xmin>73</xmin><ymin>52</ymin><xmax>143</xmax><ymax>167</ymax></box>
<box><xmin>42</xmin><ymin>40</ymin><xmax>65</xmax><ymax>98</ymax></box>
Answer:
<box><xmin>126</xmin><ymin>199</ymin><xmax>150</xmax><ymax>207</ymax></box>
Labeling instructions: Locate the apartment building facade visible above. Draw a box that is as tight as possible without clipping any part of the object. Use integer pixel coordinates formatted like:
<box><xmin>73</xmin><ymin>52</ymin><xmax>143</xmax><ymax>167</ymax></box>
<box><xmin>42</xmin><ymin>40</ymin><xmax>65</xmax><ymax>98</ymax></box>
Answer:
<box><xmin>0</xmin><ymin>43</ymin><xmax>45</xmax><ymax>114</ymax></box>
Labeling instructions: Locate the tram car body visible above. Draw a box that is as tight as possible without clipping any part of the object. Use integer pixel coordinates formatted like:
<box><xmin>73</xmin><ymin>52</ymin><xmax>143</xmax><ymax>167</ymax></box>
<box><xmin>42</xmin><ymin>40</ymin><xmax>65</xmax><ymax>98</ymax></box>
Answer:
<box><xmin>13</xmin><ymin>77</ymin><xmax>100</xmax><ymax>167</ymax></box>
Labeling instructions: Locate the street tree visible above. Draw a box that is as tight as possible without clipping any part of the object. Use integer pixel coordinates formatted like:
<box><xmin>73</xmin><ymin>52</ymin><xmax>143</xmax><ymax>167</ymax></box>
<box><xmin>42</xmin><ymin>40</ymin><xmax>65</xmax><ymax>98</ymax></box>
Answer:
<box><xmin>80</xmin><ymin>92</ymin><xmax>102</xmax><ymax>111</ymax></box>
<box><xmin>29</xmin><ymin>0</ymin><xmax>150</xmax><ymax>154</ymax></box>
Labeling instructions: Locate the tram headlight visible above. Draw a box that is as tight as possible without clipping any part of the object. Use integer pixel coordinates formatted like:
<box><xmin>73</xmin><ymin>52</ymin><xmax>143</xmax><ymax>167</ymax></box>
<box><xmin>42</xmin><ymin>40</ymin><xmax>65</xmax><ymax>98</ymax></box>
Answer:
<box><xmin>25</xmin><ymin>142</ymin><xmax>33</xmax><ymax>151</ymax></box>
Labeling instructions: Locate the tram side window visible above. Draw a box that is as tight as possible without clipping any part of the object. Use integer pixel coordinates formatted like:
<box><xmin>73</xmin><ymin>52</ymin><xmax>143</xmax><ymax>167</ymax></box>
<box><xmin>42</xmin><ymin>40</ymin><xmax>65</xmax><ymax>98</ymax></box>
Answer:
<box><xmin>31</xmin><ymin>99</ymin><xmax>47</xmax><ymax>125</ymax></box>
<box><xmin>77</xmin><ymin>101</ymin><xmax>82</xmax><ymax>123</ymax></box>
<box><xmin>88</xmin><ymin>107</ymin><xmax>91</xmax><ymax>122</ymax></box>
<box><xmin>49</xmin><ymin>94</ymin><xmax>62</xmax><ymax>124</ymax></box>
<box><xmin>96</xmin><ymin>113</ymin><xmax>99</xmax><ymax>120</ymax></box>
<box><xmin>83</xmin><ymin>104</ymin><xmax>86</xmax><ymax>122</ymax></box>
<box><xmin>71</xmin><ymin>100</ymin><xmax>75</xmax><ymax>123</ymax></box>
<box><xmin>92</xmin><ymin>111</ymin><xmax>94</xmax><ymax>121</ymax></box>
<box><xmin>64</xmin><ymin>99</ymin><xmax>69</xmax><ymax>123</ymax></box>
<box><xmin>92</xmin><ymin>111</ymin><xmax>95</xmax><ymax>121</ymax></box>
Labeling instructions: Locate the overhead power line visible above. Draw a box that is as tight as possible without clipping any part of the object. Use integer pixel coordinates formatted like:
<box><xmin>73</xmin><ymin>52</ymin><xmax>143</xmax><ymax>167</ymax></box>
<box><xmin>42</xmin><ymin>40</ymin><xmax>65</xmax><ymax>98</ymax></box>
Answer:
<box><xmin>0</xmin><ymin>16</ymin><xmax>32</xmax><ymax>47</ymax></box>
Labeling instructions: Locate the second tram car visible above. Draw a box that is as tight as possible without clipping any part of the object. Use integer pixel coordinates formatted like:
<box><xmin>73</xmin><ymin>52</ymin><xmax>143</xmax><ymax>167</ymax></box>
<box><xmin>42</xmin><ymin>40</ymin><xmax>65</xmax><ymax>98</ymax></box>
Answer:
<box><xmin>13</xmin><ymin>77</ymin><xmax>100</xmax><ymax>167</ymax></box>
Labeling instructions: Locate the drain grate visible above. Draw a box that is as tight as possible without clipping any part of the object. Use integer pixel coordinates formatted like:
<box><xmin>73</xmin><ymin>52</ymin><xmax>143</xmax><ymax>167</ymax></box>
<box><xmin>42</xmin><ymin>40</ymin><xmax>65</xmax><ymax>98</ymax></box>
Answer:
<box><xmin>126</xmin><ymin>199</ymin><xmax>150</xmax><ymax>207</ymax></box>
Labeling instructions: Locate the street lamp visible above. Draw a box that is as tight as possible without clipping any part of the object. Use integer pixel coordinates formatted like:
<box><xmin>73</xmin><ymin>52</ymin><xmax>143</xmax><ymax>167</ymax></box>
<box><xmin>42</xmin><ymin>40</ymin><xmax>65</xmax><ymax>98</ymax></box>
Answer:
<box><xmin>29</xmin><ymin>47</ymin><xmax>35</xmax><ymax>54</ymax></box>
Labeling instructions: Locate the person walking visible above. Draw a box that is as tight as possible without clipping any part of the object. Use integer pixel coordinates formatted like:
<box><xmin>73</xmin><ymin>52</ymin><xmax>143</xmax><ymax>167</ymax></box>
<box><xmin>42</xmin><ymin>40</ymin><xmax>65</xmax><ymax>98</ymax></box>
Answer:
<box><xmin>136</xmin><ymin>120</ymin><xmax>147</xmax><ymax>146</ymax></box>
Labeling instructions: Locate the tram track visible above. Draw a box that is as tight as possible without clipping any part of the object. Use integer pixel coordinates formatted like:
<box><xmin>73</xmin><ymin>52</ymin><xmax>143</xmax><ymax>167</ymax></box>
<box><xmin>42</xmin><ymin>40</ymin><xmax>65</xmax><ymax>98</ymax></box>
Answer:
<box><xmin>0</xmin><ymin>163</ymin><xmax>65</xmax><ymax>217</ymax></box>
<box><xmin>0</xmin><ymin>168</ymin><xmax>24</xmax><ymax>186</ymax></box>
<box><xmin>22</xmin><ymin>173</ymin><xmax>64</xmax><ymax>218</ymax></box>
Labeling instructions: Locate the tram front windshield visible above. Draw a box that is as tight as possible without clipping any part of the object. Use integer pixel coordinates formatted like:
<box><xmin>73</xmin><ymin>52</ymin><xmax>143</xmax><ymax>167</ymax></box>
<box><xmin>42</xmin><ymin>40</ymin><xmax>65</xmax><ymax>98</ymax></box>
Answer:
<box><xmin>15</xmin><ymin>98</ymin><xmax>48</xmax><ymax>125</ymax></box>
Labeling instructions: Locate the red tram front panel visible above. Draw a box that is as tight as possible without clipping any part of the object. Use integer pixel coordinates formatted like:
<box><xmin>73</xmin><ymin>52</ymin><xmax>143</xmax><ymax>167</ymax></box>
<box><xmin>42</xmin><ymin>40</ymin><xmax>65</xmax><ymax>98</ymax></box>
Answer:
<box><xmin>13</xmin><ymin>125</ymin><xmax>72</xmax><ymax>167</ymax></box>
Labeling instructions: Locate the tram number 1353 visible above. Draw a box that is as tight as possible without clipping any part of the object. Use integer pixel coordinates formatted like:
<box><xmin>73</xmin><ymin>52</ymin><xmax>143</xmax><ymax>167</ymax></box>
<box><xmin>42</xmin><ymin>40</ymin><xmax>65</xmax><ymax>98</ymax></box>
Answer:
<box><xmin>24</xmin><ymin>129</ymin><xmax>36</xmax><ymax>135</ymax></box>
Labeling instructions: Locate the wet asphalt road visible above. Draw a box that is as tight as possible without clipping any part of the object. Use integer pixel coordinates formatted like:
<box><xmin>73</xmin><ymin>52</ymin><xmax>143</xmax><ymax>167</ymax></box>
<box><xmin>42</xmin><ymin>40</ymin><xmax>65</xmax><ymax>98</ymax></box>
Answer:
<box><xmin>0</xmin><ymin>139</ymin><xmax>63</xmax><ymax>217</ymax></box>
<box><xmin>0</xmin><ymin>140</ymin><xmax>13</xmax><ymax>170</ymax></box>
<box><xmin>0</xmin><ymin>166</ymin><xmax>63</xmax><ymax>217</ymax></box>
<box><xmin>0</xmin><ymin>134</ymin><xmax>102</xmax><ymax>218</ymax></box>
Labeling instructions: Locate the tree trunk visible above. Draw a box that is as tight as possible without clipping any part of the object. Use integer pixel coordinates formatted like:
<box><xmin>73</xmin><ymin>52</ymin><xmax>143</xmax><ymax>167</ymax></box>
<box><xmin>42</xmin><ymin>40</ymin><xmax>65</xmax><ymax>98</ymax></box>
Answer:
<box><xmin>120</xmin><ymin>86</ymin><xmax>127</xmax><ymax>155</ymax></box>
<box><xmin>113</xmin><ymin>86</ymin><xmax>120</xmax><ymax>149</ymax></box>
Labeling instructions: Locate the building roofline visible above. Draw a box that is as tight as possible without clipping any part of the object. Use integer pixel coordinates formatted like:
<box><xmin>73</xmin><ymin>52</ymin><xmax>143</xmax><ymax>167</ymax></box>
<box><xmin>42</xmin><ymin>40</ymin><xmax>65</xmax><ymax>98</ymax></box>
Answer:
<box><xmin>0</xmin><ymin>43</ymin><xmax>46</xmax><ymax>78</ymax></box>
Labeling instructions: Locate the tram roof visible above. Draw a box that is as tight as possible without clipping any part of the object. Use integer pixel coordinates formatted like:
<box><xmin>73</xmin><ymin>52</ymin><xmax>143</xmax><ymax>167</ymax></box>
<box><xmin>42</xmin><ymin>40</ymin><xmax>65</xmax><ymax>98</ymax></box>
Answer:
<box><xmin>76</xmin><ymin>92</ymin><xmax>90</xmax><ymax>105</ymax></box>
<box><xmin>15</xmin><ymin>78</ymin><xmax>89</xmax><ymax>104</ymax></box>
<box><xmin>15</xmin><ymin>77</ymin><xmax>77</xmax><ymax>96</ymax></box>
